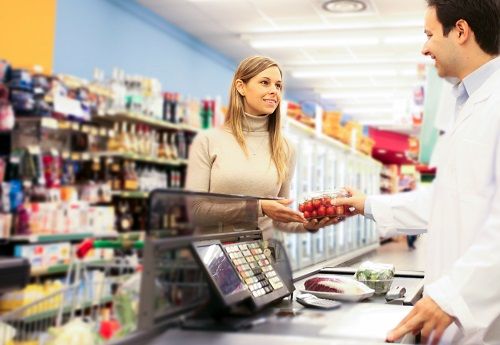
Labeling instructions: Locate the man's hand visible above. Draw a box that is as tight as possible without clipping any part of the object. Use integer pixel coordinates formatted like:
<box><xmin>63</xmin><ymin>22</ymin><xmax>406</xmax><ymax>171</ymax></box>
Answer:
<box><xmin>303</xmin><ymin>216</ymin><xmax>343</xmax><ymax>233</ymax></box>
<box><xmin>386</xmin><ymin>296</ymin><xmax>454</xmax><ymax>345</ymax></box>
<box><xmin>261</xmin><ymin>199</ymin><xmax>307</xmax><ymax>223</ymax></box>
<box><xmin>331</xmin><ymin>186</ymin><xmax>367</xmax><ymax>216</ymax></box>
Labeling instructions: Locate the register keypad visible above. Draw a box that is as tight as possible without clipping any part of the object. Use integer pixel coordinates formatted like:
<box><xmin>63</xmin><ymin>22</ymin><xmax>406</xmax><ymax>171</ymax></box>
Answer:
<box><xmin>225</xmin><ymin>241</ymin><xmax>284</xmax><ymax>298</ymax></box>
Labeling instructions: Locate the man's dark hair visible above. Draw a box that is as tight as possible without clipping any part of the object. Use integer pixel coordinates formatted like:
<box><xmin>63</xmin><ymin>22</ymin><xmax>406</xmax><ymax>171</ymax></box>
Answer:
<box><xmin>426</xmin><ymin>0</ymin><xmax>500</xmax><ymax>55</ymax></box>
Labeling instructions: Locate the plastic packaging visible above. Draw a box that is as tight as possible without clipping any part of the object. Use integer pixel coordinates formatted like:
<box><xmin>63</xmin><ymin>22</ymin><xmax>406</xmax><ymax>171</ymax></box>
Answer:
<box><xmin>298</xmin><ymin>188</ymin><xmax>349</xmax><ymax>220</ymax></box>
<box><xmin>354</xmin><ymin>261</ymin><xmax>395</xmax><ymax>294</ymax></box>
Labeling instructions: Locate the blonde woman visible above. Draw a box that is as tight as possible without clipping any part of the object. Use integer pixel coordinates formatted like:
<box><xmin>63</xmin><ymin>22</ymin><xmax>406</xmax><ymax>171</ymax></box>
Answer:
<box><xmin>186</xmin><ymin>56</ymin><xmax>336</xmax><ymax>239</ymax></box>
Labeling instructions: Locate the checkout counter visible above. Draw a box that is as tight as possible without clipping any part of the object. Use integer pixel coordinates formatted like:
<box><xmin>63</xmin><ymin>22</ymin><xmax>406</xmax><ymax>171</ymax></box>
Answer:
<box><xmin>113</xmin><ymin>190</ymin><xmax>424</xmax><ymax>345</ymax></box>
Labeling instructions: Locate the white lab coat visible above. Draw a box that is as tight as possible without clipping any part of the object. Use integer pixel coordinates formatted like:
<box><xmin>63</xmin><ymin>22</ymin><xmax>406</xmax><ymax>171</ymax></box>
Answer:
<box><xmin>369</xmin><ymin>68</ymin><xmax>500</xmax><ymax>344</ymax></box>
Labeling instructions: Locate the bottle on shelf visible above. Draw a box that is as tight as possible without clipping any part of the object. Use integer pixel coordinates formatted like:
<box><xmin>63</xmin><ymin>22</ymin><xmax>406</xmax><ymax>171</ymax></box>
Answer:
<box><xmin>123</xmin><ymin>161</ymin><xmax>138</xmax><ymax>191</ymax></box>
<box><xmin>200</xmin><ymin>99</ymin><xmax>212</xmax><ymax>129</ymax></box>
<box><xmin>158</xmin><ymin>132</ymin><xmax>171</xmax><ymax>160</ymax></box>
<box><xmin>116</xmin><ymin>200</ymin><xmax>133</xmax><ymax>232</ymax></box>
<box><xmin>117</xmin><ymin>121</ymin><xmax>131</xmax><ymax>153</ymax></box>
<box><xmin>177</xmin><ymin>132</ymin><xmax>186</xmax><ymax>159</ymax></box>
<box><xmin>169</xmin><ymin>133</ymin><xmax>178</xmax><ymax>160</ymax></box>
<box><xmin>107</xmin><ymin>122</ymin><xmax>120</xmax><ymax>152</ymax></box>
<box><xmin>109</xmin><ymin>68</ymin><xmax>126</xmax><ymax>114</ymax></box>
<box><xmin>110</xmin><ymin>159</ymin><xmax>122</xmax><ymax>191</ymax></box>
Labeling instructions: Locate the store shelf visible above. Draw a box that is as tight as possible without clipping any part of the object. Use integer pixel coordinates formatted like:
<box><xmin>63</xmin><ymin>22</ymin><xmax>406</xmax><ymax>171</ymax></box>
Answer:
<box><xmin>95</xmin><ymin>112</ymin><xmax>198</xmax><ymax>133</ymax></box>
<box><xmin>287</xmin><ymin>118</ymin><xmax>381</xmax><ymax>165</ymax></box>
<box><xmin>380</xmin><ymin>172</ymin><xmax>394</xmax><ymax>179</ymax></box>
<box><xmin>10</xmin><ymin>232</ymin><xmax>119</xmax><ymax>244</ymax></box>
<box><xmin>15</xmin><ymin>116</ymin><xmax>93</xmax><ymax>133</ymax></box>
<box><xmin>112</xmin><ymin>190</ymin><xmax>149</xmax><ymax>199</ymax></box>
<box><xmin>75</xmin><ymin>151</ymin><xmax>187</xmax><ymax>166</ymax></box>
<box><xmin>18</xmin><ymin>295</ymin><xmax>114</xmax><ymax>323</ymax></box>
<box><xmin>179</xmin><ymin>123</ymin><xmax>200</xmax><ymax>133</ymax></box>
<box><xmin>30</xmin><ymin>259</ymin><xmax>111</xmax><ymax>277</ymax></box>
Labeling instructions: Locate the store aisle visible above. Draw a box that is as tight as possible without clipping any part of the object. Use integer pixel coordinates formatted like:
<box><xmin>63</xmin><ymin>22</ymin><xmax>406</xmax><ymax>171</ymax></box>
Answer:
<box><xmin>341</xmin><ymin>235</ymin><xmax>427</xmax><ymax>272</ymax></box>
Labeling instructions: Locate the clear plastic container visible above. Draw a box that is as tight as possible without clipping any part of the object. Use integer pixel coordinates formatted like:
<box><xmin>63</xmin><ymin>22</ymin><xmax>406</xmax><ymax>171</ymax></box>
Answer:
<box><xmin>354</xmin><ymin>261</ymin><xmax>395</xmax><ymax>294</ymax></box>
<box><xmin>298</xmin><ymin>189</ymin><xmax>349</xmax><ymax>221</ymax></box>
<box><xmin>356</xmin><ymin>279</ymin><xmax>393</xmax><ymax>294</ymax></box>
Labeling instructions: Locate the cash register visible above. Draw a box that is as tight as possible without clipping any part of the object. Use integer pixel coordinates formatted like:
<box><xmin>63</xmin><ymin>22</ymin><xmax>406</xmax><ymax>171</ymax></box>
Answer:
<box><xmin>138</xmin><ymin>190</ymin><xmax>294</xmax><ymax>332</ymax></box>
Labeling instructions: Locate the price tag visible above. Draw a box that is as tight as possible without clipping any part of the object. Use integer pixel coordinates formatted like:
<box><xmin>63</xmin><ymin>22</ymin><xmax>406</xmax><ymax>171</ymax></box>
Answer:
<box><xmin>41</xmin><ymin>117</ymin><xmax>57</xmax><ymax>129</ymax></box>
<box><xmin>72</xmin><ymin>123</ymin><xmax>80</xmax><ymax>131</ymax></box>
<box><xmin>71</xmin><ymin>153</ymin><xmax>80</xmax><ymax>161</ymax></box>
<box><xmin>27</xmin><ymin>145</ymin><xmax>41</xmax><ymax>155</ymax></box>
<box><xmin>50</xmin><ymin>148</ymin><xmax>59</xmax><ymax>156</ymax></box>
<box><xmin>82</xmin><ymin>153</ymin><xmax>91</xmax><ymax>160</ymax></box>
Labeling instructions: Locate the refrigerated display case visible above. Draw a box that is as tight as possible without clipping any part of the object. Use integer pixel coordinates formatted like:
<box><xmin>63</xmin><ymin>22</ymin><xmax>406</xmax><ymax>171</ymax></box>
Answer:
<box><xmin>276</xmin><ymin>118</ymin><xmax>381</xmax><ymax>272</ymax></box>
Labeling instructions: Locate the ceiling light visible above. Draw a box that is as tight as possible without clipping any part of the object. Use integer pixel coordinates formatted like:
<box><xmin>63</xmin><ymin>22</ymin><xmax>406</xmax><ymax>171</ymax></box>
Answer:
<box><xmin>321</xmin><ymin>91</ymin><xmax>396</xmax><ymax>99</ymax></box>
<box><xmin>249</xmin><ymin>37</ymin><xmax>378</xmax><ymax>49</ymax></box>
<box><xmin>293</xmin><ymin>69</ymin><xmax>397</xmax><ymax>78</ymax></box>
<box><xmin>287</xmin><ymin>57</ymin><xmax>428</xmax><ymax>66</ymax></box>
<box><xmin>384</xmin><ymin>35</ymin><xmax>426</xmax><ymax>45</ymax></box>
<box><xmin>249</xmin><ymin>20</ymin><xmax>422</xmax><ymax>33</ymax></box>
<box><xmin>342</xmin><ymin>107</ymin><xmax>394</xmax><ymax>114</ymax></box>
<box><xmin>323</xmin><ymin>0</ymin><xmax>367</xmax><ymax>13</ymax></box>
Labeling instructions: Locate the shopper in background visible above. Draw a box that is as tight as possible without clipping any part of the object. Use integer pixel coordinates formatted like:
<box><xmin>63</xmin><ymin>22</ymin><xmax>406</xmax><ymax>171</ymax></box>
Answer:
<box><xmin>334</xmin><ymin>0</ymin><xmax>500</xmax><ymax>343</ymax></box>
<box><xmin>400</xmin><ymin>177</ymin><xmax>419</xmax><ymax>250</ymax></box>
<box><xmin>186</xmin><ymin>56</ymin><xmax>337</xmax><ymax>239</ymax></box>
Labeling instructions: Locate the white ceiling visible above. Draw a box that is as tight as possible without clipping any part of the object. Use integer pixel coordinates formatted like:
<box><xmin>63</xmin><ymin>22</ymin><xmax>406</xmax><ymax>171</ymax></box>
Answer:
<box><xmin>139</xmin><ymin>0</ymin><xmax>432</xmax><ymax>132</ymax></box>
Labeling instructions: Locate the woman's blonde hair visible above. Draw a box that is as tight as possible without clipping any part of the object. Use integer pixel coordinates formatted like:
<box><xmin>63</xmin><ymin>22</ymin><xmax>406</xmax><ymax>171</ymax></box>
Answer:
<box><xmin>225</xmin><ymin>56</ymin><xmax>289</xmax><ymax>184</ymax></box>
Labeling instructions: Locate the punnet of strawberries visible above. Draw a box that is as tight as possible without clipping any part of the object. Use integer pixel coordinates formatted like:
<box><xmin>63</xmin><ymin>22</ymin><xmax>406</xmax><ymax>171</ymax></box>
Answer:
<box><xmin>298</xmin><ymin>189</ymin><xmax>350</xmax><ymax>220</ymax></box>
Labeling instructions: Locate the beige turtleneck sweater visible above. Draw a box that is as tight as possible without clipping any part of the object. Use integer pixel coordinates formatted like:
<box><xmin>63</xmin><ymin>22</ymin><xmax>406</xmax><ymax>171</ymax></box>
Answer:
<box><xmin>185</xmin><ymin>113</ymin><xmax>306</xmax><ymax>239</ymax></box>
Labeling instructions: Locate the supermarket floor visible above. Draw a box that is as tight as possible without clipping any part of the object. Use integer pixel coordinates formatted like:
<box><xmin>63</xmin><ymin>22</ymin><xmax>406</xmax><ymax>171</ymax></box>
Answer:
<box><xmin>342</xmin><ymin>234</ymin><xmax>427</xmax><ymax>272</ymax></box>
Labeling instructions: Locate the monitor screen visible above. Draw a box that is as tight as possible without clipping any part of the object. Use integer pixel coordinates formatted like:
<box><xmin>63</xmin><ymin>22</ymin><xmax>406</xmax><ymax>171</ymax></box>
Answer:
<box><xmin>196</xmin><ymin>244</ymin><xmax>247</xmax><ymax>297</ymax></box>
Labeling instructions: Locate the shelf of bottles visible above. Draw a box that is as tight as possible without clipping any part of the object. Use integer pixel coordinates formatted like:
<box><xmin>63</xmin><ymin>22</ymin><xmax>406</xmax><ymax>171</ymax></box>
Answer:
<box><xmin>273</xmin><ymin>116</ymin><xmax>382</xmax><ymax>272</ymax></box>
<box><xmin>0</xmin><ymin>63</ymin><xmax>223</xmax><ymax>250</ymax></box>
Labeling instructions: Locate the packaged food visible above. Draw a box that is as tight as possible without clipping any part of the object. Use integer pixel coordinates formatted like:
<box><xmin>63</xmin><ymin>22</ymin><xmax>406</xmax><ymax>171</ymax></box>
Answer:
<box><xmin>298</xmin><ymin>189</ymin><xmax>349</xmax><ymax>221</ymax></box>
<box><xmin>354</xmin><ymin>261</ymin><xmax>395</xmax><ymax>294</ymax></box>
<box><xmin>301</xmin><ymin>275</ymin><xmax>374</xmax><ymax>301</ymax></box>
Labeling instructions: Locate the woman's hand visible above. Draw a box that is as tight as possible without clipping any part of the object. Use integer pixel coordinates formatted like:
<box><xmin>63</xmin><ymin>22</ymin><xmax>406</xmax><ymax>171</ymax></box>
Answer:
<box><xmin>261</xmin><ymin>199</ymin><xmax>307</xmax><ymax>223</ymax></box>
<box><xmin>303</xmin><ymin>217</ymin><xmax>343</xmax><ymax>233</ymax></box>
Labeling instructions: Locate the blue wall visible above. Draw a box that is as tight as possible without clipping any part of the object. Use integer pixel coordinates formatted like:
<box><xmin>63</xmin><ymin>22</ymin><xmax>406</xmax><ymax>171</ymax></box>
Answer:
<box><xmin>54</xmin><ymin>0</ymin><xmax>236</xmax><ymax>99</ymax></box>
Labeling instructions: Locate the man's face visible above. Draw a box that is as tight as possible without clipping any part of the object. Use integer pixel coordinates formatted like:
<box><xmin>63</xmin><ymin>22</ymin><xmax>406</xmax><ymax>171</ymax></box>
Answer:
<box><xmin>421</xmin><ymin>7</ymin><xmax>459</xmax><ymax>78</ymax></box>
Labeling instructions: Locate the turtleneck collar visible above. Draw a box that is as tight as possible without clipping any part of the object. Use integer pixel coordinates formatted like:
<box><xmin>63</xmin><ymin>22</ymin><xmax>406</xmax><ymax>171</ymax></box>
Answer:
<box><xmin>242</xmin><ymin>112</ymin><xmax>270</xmax><ymax>132</ymax></box>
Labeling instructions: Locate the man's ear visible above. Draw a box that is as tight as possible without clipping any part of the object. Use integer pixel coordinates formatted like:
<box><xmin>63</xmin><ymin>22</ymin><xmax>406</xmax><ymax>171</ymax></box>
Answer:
<box><xmin>235</xmin><ymin>79</ymin><xmax>245</xmax><ymax>96</ymax></box>
<box><xmin>455</xmin><ymin>19</ymin><xmax>470</xmax><ymax>43</ymax></box>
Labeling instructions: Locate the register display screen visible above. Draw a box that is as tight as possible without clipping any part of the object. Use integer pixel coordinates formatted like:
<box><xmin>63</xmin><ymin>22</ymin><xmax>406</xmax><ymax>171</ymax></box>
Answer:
<box><xmin>197</xmin><ymin>244</ymin><xmax>246</xmax><ymax>297</ymax></box>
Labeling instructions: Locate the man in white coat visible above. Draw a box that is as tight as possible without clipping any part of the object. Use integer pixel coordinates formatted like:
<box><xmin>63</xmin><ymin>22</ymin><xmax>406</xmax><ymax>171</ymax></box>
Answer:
<box><xmin>333</xmin><ymin>0</ymin><xmax>500</xmax><ymax>344</ymax></box>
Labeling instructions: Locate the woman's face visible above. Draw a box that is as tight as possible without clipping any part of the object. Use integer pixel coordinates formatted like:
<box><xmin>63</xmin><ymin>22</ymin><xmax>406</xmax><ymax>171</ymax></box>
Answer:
<box><xmin>238</xmin><ymin>66</ymin><xmax>282</xmax><ymax>116</ymax></box>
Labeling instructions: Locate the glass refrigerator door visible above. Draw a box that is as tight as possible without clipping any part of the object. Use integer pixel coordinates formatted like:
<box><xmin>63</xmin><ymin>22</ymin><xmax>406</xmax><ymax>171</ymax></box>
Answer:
<box><xmin>312</xmin><ymin>145</ymin><xmax>326</xmax><ymax>263</ymax></box>
<box><xmin>324</xmin><ymin>148</ymin><xmax>337</xmax><ymax>258</ymax></box>
<box><xmin>279</xmin><ymin>132</ymin><xmax>301</xmax><ymax>269</ymax></box>
<box><xmin>343</xmin><ymin>158</ymin><xmax>355</xmax><ymax>252</ymax></box>
<box><xmin>296</xmin><ymin>136</ymin><xmax>314</xmax><ymax>268</ymax></box>
<box><xmin>334</xmin><ymin>151</ymin><xmax>347</xmax><ymax>255</ymax></box>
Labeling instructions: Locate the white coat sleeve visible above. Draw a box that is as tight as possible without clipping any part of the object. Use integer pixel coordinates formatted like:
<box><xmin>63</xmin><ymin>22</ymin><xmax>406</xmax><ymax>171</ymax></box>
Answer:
<box><xmin>425</xmin><ymin>133</ymin><xmax>500</xmax><ymax>339</ymax></box>
<box><xmin>367</xmin><ymin>184</ymin><xmax>433</xmax><ymax>238</ymax></box>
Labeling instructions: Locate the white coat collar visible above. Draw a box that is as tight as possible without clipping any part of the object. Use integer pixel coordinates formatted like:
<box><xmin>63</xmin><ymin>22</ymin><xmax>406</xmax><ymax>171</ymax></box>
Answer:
<box><xmin>448</xmin><ymin>68</ymin><xmax>500</xmax><ymax>136</ymax></box>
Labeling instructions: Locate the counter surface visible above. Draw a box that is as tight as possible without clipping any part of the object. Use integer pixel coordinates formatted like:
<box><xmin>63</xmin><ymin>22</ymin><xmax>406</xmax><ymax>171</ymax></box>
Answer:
<box><xmin>141</xmin><ymin>270</ymin><xmax>423</xmax><ymax>345</ymax></box>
